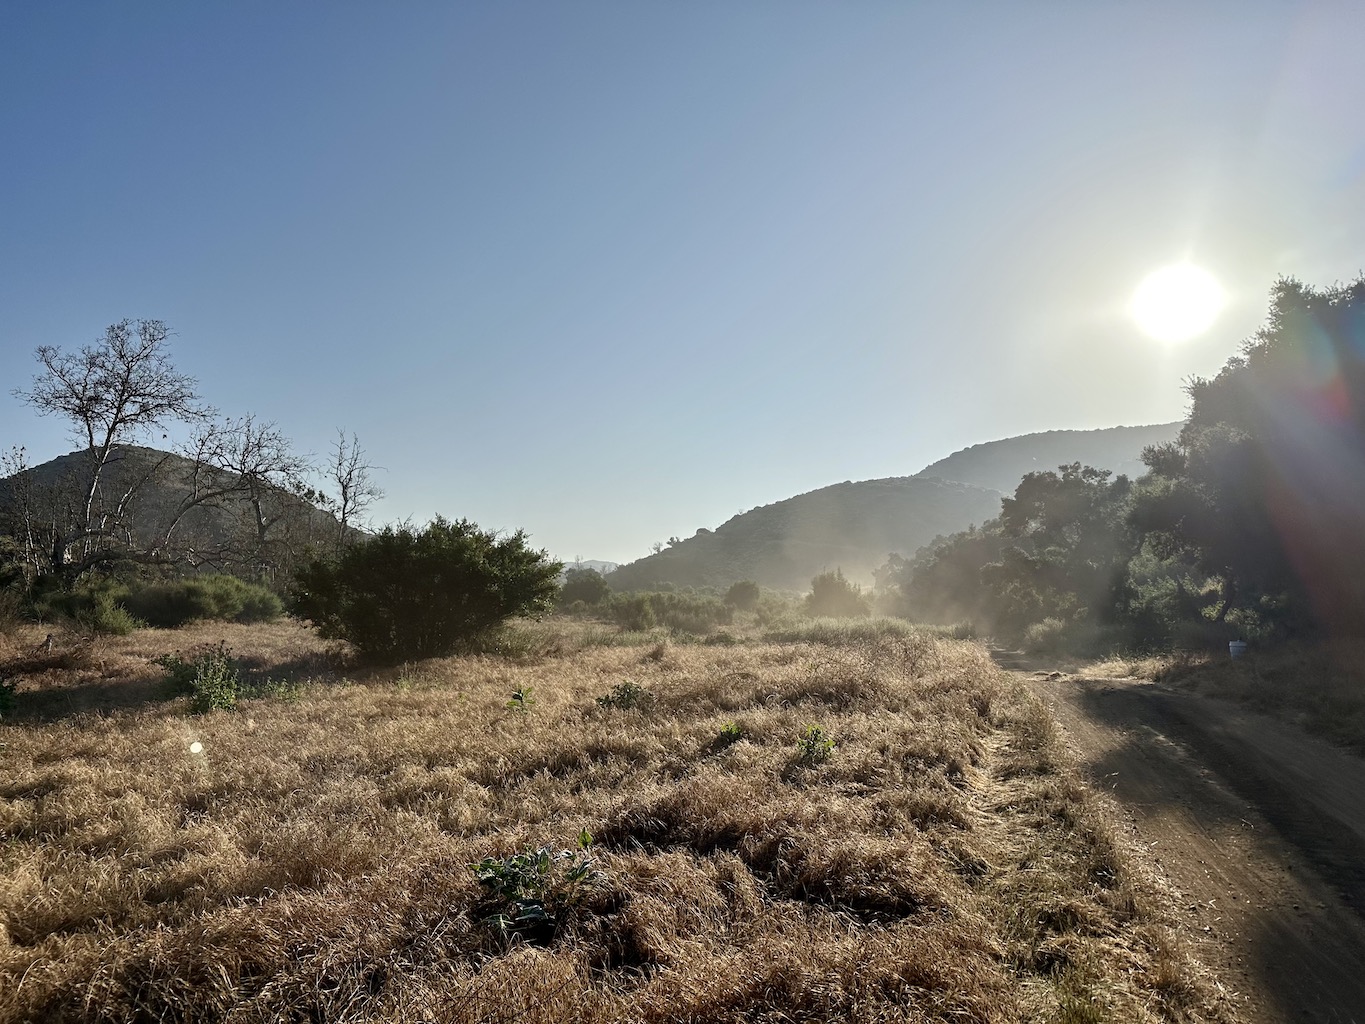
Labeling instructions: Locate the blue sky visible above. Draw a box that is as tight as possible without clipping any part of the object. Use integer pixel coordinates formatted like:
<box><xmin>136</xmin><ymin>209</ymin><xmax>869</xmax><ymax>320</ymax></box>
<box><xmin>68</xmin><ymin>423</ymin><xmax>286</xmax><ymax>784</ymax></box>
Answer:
<box><xmin>3</xmin><ymin>2</ymin><xmax>1364</xmax><ymax>564</ymax></box>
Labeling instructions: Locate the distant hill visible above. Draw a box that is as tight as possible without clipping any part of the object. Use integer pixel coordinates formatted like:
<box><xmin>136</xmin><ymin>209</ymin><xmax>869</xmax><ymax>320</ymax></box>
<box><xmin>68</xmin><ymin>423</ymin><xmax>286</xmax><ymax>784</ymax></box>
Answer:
<box><xmin>913</xmin><ymin>423</ymin><xmax>1180</xmax><ymax>493</ymax></box>
<box><xmin>0</xmin><ymin>445</ymin><xmax>346</xmax><ymax>576</ymax></box>
<box><xmin>607</xmin><ymin>422</ymin><xmax>1185</xmax><ymax>593</ymax></box>
<box><xmin>606</xmin><ymin>477</ymin><xmax>1004</xmax><ymax>592</ymax></box>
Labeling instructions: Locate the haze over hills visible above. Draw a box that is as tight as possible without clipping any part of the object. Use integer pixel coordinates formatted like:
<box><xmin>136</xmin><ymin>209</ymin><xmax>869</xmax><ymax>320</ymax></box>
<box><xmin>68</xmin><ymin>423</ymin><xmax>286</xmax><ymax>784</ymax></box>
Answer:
<box><xmin>913</xmin><ymin>423</ymin><xmax>1181</xmax><ymax>493</ymax></box>
<box><xmin>604</xmin><ymin>476</ymin><xmax>1002</xmax><ymax>593</ymax></box>
<box><xmin>606</xmin><ymin>422</ymin><xmax>1182</xmax><ymax>592</ymax></box>
<box><xmin>6</xmin><ymin>424</ymin><xmax>1182</xmax><ymax>591</ymax></box>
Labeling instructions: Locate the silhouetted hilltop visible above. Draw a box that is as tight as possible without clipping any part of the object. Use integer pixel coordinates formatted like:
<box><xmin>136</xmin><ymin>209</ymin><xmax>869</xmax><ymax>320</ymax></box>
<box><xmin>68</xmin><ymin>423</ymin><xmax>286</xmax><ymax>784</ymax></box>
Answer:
<box><xmin>607</xmin><ymin>477</ymin><xmax>1004</xmax><ymax>592</ymax></box>
<box><xmin>913</xmin><ymin>423</ymin><xmax>1180</xmax><ymax>493</ymax></box>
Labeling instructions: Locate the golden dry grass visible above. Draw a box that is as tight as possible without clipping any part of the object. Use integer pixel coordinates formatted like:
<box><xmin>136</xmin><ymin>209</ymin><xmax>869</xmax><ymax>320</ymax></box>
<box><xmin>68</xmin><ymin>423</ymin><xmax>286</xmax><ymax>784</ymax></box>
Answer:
<box><xmin>0</xmin><ymin>620</ymin><xmax>1228</xmax><ymax>1022</ymax></box>
<box><xmin>1094</xmin><ymin>640</ymin><xmax>1365</xmax><ymax>752</ymax></box>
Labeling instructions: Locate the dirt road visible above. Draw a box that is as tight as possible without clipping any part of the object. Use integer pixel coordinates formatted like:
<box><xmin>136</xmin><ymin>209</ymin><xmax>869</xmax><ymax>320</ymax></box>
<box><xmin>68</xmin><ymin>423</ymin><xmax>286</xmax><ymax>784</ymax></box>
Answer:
<box><xmin>1025</xmin><ymin>669</ymin><xmax>1365</xmax><ymax>1023</ymax></box>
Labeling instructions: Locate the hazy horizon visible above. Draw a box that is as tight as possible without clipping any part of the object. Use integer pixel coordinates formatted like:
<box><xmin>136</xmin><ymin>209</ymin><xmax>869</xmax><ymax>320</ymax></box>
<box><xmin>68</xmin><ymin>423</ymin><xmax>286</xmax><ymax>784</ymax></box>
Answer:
<box><xmin>4</xmin><ymin>3</ymin><xmax>1364</xmax><ymax>564</ymax></box>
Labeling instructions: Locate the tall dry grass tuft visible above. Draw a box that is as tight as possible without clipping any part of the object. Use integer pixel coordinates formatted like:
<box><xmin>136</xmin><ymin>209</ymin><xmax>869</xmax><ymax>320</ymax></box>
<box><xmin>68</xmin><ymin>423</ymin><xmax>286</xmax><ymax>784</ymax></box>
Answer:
<box><xmin>0</xmin><ymin>620</ymin><xmax>1228</xmax><ymax>1022</ymax></box>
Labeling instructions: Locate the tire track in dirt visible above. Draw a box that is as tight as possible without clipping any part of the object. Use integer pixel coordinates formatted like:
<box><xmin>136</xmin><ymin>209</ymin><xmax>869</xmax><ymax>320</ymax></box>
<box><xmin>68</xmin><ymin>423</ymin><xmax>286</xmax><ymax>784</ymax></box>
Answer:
<box><xmin>1027</xmin><ymin>671</ymin><xmax>1365</xmax><ymax>1024</ymax></box>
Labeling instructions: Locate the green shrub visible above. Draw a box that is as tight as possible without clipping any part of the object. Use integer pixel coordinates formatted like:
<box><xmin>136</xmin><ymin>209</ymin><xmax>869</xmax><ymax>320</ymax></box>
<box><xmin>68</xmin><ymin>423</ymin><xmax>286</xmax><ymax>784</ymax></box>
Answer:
<box><xmin>723</xmin><ymin>580</ymin><xmax>761</xmax><ymax>611</ymax></box>
<box><xmin>796</xmin><ymin>724</ymin><xmax>835</xmax><ymax>764</ymax></box>
<box><xmin>716</xmin><ymin>721</ymin><xmax>744</xmax><ymax>747</ymax></box>
<box><xmin>120</xmin><ymin>575</ymin><xmax>284</xmax><ymax>628</ymax></box>
<box><xmin>1022</xmin><ymin>617</ymin><xmax>1071</xmax><ymax>655</ymax></box>
<box><xmin>754</xmin><ymin>592</ymin><xmax>802</xmax><ymax>626</ymax></box>
<box><xmin>607</xmin><ymin>592</ymin><xmax>732</xmax><ymax>634</ymax></box>
<box><xmin>81</xmin><ymin>589</ymin><xmax>141</xmax><ymax>635</ymax></box>
<box><xmin>804</xmin><ymin>570</ymin><xmax>871</xmax><ymax>618</ymax></box>
<box><xmin>291</xmin><ymin>516</ymin><xmax>562</xmax><ymax>663</ymax></box>
<box><xmin>33</xmin><ymin>580</ymin><xmax>140</xmax><ymax>635</ymax></box>
<box><xmin>156</xmin><ymin>642</ymin><xmax>240</xmax><ymax>713</ymax></box>
<box><xmin>558</xmin><ymin>567</ymin><xmax>611</xmax><ymax>608</ymax></box>
<box><xmin>596</xmin><ymin>680</ymin><xmax>654</xmax><ymax>711</ymax></box>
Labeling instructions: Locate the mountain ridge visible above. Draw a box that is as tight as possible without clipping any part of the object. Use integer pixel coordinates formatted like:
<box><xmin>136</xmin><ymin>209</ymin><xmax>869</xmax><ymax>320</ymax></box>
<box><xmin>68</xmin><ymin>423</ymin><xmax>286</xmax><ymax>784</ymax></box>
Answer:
<box><xmin>606</xmin><ymin>422</ymin><xmax>1182</xmax><ymax>592</ymax></box>
<box><xmin>913</xmin><ymin>422</ymin><xmax>1180</xmax><ymax>493</ymax></box>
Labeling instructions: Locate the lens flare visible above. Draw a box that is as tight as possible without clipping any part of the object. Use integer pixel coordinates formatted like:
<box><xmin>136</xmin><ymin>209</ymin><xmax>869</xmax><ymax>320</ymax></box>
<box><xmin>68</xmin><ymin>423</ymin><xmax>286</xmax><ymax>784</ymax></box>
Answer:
<box><xmin>1130</xmin><ymin>264</ymin><xmax>1226</xmax><ymax>342</ymax></box>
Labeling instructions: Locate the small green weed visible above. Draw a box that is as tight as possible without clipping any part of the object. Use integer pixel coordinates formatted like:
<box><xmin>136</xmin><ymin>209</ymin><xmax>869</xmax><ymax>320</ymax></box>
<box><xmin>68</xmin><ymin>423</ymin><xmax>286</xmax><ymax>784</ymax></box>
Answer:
<box><xmin>596</xmin><ymin>680</ymin><xmax>654</xmax><ymax>711</ymax></box>
<box><xmin>469</xmin><ymin>829</ymin><xmax>601</xmax><ymax>945</ymax></box>
<box><xmin>796</xmin><ymin>723</ymin><xmax>835</xmax><ymax>764</ymax></box>
<box><xmin>506</xmin><ymin>686</ymin><xmax>535</xmax><ymax>713</ymax></box>
<box><xmin>716</xmin><ymin>721</ymin><xmax>744</xmax><ymax>747</ymax></box>
<box><xmin>155</xmin><ymin>643</ymin><xmax>240</xmax><ymax>713</ymax></box>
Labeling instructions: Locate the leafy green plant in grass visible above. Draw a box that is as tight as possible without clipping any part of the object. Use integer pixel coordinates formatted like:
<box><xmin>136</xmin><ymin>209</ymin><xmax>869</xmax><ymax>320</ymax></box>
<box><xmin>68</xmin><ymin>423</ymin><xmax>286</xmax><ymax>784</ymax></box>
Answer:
<box><xmin>469</xmin><ymin>830</ymin><xmax>601</xmax><ymax>945</ymax></box>
<box><xmin>155</xmin><ymin>642</ymin><xmax>240</xmax><ymax>713</ymax></box>
<box><xmin>596</xmin><ymin>679</ymin><xmax>654</xmax><ymax>711</ymax></box>
<box><xmin>506</xmin><ymin>686</ymin><xmax>535</xmax><ymax>713</ymax></box>
<box><xmin>716</xmin><ymin>721</ymin><xmax>744</xmax><ymax>747</ymax></box>
<box><xmin>796</xmin><ymin>723</ymin><xmax>835</xmax><ymax>764</ymax></box>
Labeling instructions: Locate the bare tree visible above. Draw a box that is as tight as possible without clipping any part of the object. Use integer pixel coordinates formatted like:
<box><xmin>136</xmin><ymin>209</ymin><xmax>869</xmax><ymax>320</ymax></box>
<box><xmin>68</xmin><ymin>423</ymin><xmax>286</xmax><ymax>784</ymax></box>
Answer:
<box><xmin>323</xmin><ymin>430</ymin><xmax>384</xmax><ymax>554</ymax></box>
<box><xmin>153</xmin><ymin>416</ymin><xmax>315</xmax><ymax>579</ymax></box>
<box><xmin>12</xmin><ymin>320</ymin><xmax>208</xmax><ymax>576</ymax></box>
<box><xmin>0</xmin><ymin>446</ymin><xmax>51</xmax><ymax>580</ymax></box>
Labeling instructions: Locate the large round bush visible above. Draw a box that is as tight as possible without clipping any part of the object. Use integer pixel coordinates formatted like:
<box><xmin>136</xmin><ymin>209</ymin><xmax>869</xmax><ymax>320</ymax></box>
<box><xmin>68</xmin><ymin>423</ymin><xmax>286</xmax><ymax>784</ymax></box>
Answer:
<box><xmin>291</xmin><ymin>517</ymin><xmax>562</xmax><ymax>662</ymax></box>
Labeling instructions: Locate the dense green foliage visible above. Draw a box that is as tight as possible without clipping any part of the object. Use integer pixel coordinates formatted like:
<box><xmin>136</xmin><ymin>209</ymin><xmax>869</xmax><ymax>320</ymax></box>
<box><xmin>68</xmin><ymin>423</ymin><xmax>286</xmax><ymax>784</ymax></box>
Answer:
<box><xmin>804</xmin><ymin>570</ymin><xmax>870</xmax><ymax>618</ymax></box>
<box><xmin>119</xmin><ymin>575</ymin><xmax>283</xmax><ymax>627</ymax></box>
<box><xmin>723</xmin><ymin>579</ymin><xmax>762</xmax><ymax>611</ymax></box>
<box><xmin>156</xmin><ymin>642</ymin><xmax>242</xmax><ymax>713</ymax></box>
<box><xmin>891</xmin><ymin>464</ymin><xmax>1134</xmax><ymax>641</ymax></box>
<box><xmin>1132</xmin><ymin>278</ymin><xmax>1365</xmax><ymax>638</ymax></box>
<box><xmin>604</xmin><ymin>591</ymin><xmax>733</xmax><ymax>634</ymax></box>
<box><xmin>893</xmin><ymin>277</ymin><xmax>1365</xmax><ymax>650</ymax></box>
<box><xmin>24</xmin><ymin>573</ymin><xmax>282</xmax><ymax>633</ymax></box>
<box><xmin>558</xmin><ymin>567</ymin><xmax>611</xmax><ymax>607</ymax></box>
<box><xmin>291</xmin><ymin>517</ymin><xmax>562</xmax><ymax>662</ymax></box>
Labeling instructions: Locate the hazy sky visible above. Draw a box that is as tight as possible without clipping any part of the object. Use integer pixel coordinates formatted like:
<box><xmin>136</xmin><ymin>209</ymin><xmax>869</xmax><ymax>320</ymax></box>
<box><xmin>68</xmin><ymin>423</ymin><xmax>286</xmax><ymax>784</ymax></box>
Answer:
<box><xmin>3</xmin><ymin>2</ymin><xmax>1364</xmax><ymax>564</ymax></box>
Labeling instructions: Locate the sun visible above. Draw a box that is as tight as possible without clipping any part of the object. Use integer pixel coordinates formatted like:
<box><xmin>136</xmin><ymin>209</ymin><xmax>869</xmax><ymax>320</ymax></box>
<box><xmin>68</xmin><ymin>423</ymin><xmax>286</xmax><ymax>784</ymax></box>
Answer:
<box><xmin>1129</xmin><ymin>264</ymin><xmax>1226</xmax><ymax>342</ymax></box>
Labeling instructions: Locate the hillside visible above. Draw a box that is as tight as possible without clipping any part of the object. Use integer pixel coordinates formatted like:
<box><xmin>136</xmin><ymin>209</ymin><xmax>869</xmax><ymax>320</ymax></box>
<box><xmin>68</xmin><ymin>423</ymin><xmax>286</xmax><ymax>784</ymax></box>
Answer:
<box><xmin>913</xmin><ymin>422</ymin><xmax>1180</xmax><ymax>493</ymax></box>
<box><xmin>607</xmin><ymin>423</ymin><xmax>1183</xmax><ymax>593</ymax></box>
<box><xmin>607</xmin><ymin>477</ymin><xmax>1004</xmax><ymax>592</ymax></box>
<box><xmin>0</xmin><ymin>445</ymin><xmax>345</xmax><ymax>576</ymax></box>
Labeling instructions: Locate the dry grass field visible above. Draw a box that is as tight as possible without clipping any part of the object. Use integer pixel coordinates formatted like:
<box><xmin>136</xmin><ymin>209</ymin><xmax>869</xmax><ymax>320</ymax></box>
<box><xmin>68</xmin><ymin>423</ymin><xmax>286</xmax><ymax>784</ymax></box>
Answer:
<box><xmin>1092</xmin><ymin>640</ymin><xmax>1365</xmax><ymax>753</ymax></box>
<box><xmin>0</xmin><ymin>619</ymin><xmax>1227</xmax><ymax>1023</ymax></box>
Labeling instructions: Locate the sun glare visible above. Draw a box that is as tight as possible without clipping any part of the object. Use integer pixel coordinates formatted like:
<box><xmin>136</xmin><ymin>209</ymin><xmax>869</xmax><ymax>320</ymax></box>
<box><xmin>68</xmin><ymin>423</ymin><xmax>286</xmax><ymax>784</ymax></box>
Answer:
<box><xmin>1129</xmin><ymin>264</ymin><xmax>1226</xmax><ymax>342</ymax></box>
